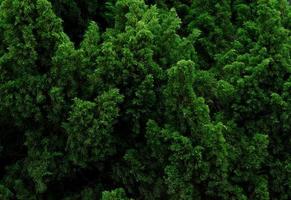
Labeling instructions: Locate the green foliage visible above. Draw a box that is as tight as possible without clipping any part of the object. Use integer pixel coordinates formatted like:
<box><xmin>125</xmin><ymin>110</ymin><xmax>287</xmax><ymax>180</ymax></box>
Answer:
<box><xmin>101</xmin><ymin>188</ymin><xmax>129</xmax><ymax>200</ymax></box>
<box><xmin>0</xmin><ymin>0</ymin><xmax>290</xmax><ymax>199</ymax></box>
<box><xmin>64</xmin><ymin>89</ymin><xmax>124</xmax><ymax>166</ymax></box>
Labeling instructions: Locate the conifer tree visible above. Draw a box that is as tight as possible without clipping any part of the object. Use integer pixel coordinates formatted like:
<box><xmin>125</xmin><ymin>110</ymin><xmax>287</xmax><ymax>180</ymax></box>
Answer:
<box><xmin>0</xmin><ymin>0</ymin><xmax>290</xmax><ymax>199</ymax></box>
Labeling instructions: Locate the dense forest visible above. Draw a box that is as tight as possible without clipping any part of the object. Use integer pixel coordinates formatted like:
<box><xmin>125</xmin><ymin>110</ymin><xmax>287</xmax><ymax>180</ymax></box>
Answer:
<box><xmin>0</xmin><ymin>0</ymin><xmax>290</xmax><ymax>199</ymax></box>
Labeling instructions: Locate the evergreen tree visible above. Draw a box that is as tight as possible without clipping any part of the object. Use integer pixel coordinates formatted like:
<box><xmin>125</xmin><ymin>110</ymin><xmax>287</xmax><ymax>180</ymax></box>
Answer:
<box><xmin>0</xmin><ymin>0</ymin><xmax>290</xmax><ymax>199</ymax></box>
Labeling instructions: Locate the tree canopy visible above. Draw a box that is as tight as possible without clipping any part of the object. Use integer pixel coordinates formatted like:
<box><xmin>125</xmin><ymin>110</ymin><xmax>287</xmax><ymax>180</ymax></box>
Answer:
<box><xmin>0</xmin><ymin>0</ymin><xmax>290</xmax><ymax>199</ymax></box>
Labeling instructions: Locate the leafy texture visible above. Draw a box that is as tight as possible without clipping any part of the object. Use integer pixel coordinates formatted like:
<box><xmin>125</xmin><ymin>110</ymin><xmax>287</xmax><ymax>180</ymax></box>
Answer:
<box><xmin>0</xmin><ymin>0</ymin><xmax>290</xmax><ymax>199</ymax></box>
